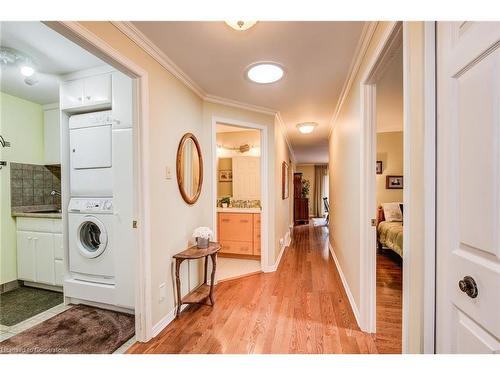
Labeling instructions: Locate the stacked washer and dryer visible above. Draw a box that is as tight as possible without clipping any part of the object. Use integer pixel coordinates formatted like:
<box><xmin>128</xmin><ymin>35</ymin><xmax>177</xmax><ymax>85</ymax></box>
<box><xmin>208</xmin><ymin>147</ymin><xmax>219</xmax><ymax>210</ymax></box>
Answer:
<box><xmin>62</xmin><ymin>70</ymin><xmax>135</xmax><ymax>312</ymax></box>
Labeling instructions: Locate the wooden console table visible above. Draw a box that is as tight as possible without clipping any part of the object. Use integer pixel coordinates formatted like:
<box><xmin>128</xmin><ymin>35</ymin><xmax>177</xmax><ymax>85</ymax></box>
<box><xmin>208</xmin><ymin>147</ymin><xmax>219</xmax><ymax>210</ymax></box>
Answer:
<box><xmin>173</xmin><ymin>242</ymin><xmax>220</xmax><ymax>317</ymax></box>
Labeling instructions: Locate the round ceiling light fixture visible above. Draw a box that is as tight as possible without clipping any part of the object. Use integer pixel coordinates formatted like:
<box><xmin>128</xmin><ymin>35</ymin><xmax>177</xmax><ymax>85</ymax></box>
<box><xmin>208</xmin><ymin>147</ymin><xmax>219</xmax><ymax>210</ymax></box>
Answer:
<box><xmin>20</xmin><ymin>65</ymin><xmax>35</xmax><ymax>77</ymax></box>
<box><xmin>246</xmin><ymin>62</ymin><xmax>284</xmax><ymax>84</ymax></box>
<box><xmin>296</xmin><ymin>122</ymin><xmax>318</xmax><ymax>134</ymax></box>
<box><xmin>225</xmin><ymin>21</ymin><xmax>257</xmax><ymax>31</ymax></box>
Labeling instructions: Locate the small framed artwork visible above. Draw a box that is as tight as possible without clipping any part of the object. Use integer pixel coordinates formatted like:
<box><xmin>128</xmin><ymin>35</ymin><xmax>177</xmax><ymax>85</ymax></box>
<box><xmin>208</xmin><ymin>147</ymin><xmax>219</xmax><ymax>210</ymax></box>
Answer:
<box><xmin>386</xmin><ymin>175</ymin><xmax>403</xmax><ymax>189</ymax></box>
<box><xmin>282</xmin><ymin>161</ymin><xmax>289</xmax><ymax>199</ymax></box>
<box><xmin>376</xmin><ymin>161</ymin><xmax>383</xmax><ymax>174</ymax></box>
<box><xmin>219</xmin><ymin>170</ymin><xmax>232</xmax><ymax>182</ymax></box>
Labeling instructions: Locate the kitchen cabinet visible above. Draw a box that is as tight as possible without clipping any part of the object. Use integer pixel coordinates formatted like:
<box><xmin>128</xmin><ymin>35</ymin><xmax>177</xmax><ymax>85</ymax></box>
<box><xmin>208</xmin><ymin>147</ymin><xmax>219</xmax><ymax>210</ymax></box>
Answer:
<box><xmin>61</xmin><ymin>73</ymin><xmax>112</xmax><ymax>112</ymax></box>
<box><xmin>16</xmin><ymin>218</ymin><xmax>63</xmax><ymax>287</ymax></box>
<box><xmin>44</xmin><ymin>106</ymin><xmax>61</xmax><ymax>165</ymax></box>
<box><xmin>218</xmin><ymin>212</ymin><xmax>261</xmax><ymax>259</ymax></box>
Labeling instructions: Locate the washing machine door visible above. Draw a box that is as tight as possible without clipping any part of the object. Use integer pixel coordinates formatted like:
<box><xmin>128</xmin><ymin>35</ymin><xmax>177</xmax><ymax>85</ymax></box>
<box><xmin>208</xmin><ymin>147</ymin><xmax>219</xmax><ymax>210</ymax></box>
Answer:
<box><xmin>77</xmin><ymin>216</ymin><xmax>108</xmax><ymax>258</ymax></box>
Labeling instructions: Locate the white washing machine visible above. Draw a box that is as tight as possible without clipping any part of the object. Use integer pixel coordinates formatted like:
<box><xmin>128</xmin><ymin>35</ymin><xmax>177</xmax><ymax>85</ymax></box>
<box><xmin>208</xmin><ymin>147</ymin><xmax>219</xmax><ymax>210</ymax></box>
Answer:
<box><xmin>68</xmin><ymin>197</ymin><xmax>114</xmax><ymax>285</ymax></box>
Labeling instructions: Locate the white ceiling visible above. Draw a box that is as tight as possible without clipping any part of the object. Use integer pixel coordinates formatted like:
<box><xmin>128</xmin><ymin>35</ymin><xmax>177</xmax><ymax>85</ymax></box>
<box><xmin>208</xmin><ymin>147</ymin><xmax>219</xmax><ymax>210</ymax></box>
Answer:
<box><xmin>376</xmin><ymin>46</ymin><xmax>403</xmax><ymax>133</ymax></box>
<box><xmin>132</xmin><ymin>21</ymin><xmax>366</xmax><ymax>163</ymax></box>
<box><xmin>0</xmin><ymin>22</ymin><xmax>105</xmax><ymax>104</ymax></box>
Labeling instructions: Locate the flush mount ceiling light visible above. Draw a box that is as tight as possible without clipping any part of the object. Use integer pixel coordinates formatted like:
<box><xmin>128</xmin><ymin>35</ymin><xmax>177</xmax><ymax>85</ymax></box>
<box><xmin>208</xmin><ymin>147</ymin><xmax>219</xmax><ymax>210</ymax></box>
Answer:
<box><xmin>0</xmin><ymin>47</ymin><xmax>38</xmax><ymax>84</ymax></box>
<box><xmin>225</xmin><ymin>21</ymin><xmax>257</xmax><ymax>31</ymax></box>
<box><xmin>296</xmin><ymin>122</ymin><xmax>318</xmax><ymax>134</ymax></box>
<box><xmin>246</xmin><ymin>62</ymin><xmax>284</xmax><ymax>84</ymax></box>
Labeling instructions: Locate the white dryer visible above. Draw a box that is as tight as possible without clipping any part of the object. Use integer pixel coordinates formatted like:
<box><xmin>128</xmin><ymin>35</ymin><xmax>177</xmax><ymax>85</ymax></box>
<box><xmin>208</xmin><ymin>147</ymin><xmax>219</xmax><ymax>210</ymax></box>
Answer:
<box><xmin>68</xmin><ymin>197</ymin><xmax>114</xmax><ymax>284</ymax></box>
<box><xmin>69</xmin><ymin>111</ymin><xmax>114</xmax><ymax>197</ymax></box>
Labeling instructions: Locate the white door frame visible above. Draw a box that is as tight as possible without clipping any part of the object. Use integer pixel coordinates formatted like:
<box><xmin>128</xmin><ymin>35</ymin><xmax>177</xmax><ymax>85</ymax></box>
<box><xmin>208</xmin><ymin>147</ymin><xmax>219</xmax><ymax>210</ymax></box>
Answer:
<box><xmin>211</xmin><ymin>116</ymin><xmax>269</xmax><ymax>272</ymax></box>
<box><xmin>359</xmin><ymin>21</ymin><xmax>437</xmax><ymax>353</ymax></box>
<box><xmin>44</xmin><ymin>21</ymin><xmax>152</xmax><ymax>342</ymax></box>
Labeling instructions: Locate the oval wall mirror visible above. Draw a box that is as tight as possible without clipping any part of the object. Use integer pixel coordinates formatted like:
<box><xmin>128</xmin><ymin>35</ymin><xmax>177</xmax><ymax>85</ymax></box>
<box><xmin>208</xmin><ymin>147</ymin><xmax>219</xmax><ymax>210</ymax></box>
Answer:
<box><xmin>176</xmin><ymin>133</ymin><xmax>203</xmax><ymax>205</ymax></box>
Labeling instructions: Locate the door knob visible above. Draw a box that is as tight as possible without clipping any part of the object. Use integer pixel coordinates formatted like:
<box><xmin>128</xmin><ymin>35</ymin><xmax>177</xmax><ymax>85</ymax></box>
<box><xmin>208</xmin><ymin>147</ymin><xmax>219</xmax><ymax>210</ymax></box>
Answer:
<box><xmin>458</xmin><ymin>276</ymin><xmax>478</xmax><ymax>298</ymax></box>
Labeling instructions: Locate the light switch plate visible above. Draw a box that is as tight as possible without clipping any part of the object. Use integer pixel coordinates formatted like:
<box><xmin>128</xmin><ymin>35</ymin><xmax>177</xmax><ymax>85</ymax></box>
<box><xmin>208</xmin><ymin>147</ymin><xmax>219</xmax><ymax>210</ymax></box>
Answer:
<box><xmin>159</xmin><ymin>282</ymin><xmax>166</xmax><ymax>302</ymax></box>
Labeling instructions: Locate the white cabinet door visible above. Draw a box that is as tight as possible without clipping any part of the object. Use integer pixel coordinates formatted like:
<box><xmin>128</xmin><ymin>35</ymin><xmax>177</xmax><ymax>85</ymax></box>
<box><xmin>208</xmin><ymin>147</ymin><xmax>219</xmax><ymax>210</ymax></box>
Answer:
<box><xmin>436</xmin><ymin>21</ymin><xmax>500</xmax><ymax>353</ymax></box>
<box><xmin>232</xmin><ymin>156</ymin><xmax>261</xmax><ymax>200</ymax></box>
<box><xmin>70</xmin><ymin>125</ymin><xmax>112</xmax><ymax>169</ymax></box>
<box><xmin>33</xmin><ymin>233</ymin><xmax>55</xmax><ymax>285</ymax></box>
<box><xmin>44</xmin><ymin>108</ymin><xmax>61</xmax><ymax>165</ymax></box>
<box><xmin>60</xmin><ymin>79</ymin><xmax>84</xmax><ymax>109</ymax></box>
<box><xmin>54</xmin><ymin>259</ymin><xmax>64</xmax><ymax>286</ymax></box>
<box><xmin>84</xmin><ymin>74</ymin><xmax>112</xmax><ymax>106</ymax></box>
<box><xmin>53</xmin><ymin>233</ymin><xmax>63</xmax><ymax>260</ymax></box>
<box><xmin>16</xmin><ymin>231</ymin><xmax>35</xmax><ymax>282</ymax></box>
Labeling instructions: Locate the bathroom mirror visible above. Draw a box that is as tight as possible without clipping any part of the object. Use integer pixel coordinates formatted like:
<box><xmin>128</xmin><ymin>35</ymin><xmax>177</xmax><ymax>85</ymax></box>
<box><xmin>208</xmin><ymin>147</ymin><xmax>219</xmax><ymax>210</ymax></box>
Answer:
<box><xmin>176</xmin><ymin>133</ymin><xmax>203</xmax><ymax>205</ymax></box>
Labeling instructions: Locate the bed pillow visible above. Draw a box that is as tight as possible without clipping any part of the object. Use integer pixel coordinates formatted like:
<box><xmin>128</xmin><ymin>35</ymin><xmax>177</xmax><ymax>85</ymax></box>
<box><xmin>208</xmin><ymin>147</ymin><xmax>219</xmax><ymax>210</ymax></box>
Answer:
<box><xmin>382</xmin><ymin>202</ymin><xmax>403</xmax><ymax>222</ymax></box>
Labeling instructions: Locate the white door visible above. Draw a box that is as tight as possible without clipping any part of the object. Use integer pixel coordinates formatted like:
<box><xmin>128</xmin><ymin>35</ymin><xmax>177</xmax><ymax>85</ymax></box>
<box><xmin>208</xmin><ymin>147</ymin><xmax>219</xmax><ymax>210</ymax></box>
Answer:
<box><xmin>16</xmin><ymin>231</ymin><xmax>35</xmax><ymax>281</ymax></box>
<box><xmin>437</xmin><ymin>21</ymin><xmax>500</xmax><ymax>353</ymax></box>
<box><xmin>60</xmin><ymin>79</ymin><xmax>84</xmax><ymax>109</ymax></box>
<box><xmin>34</xmin><ymin>233</ymin><xmax>55</xmax><ymax>285</ymax></box>
<box><xmin>232</xmin><ymin>156</ymin><xmax>260</xmax><ymax>200</ymax></box>
<box><xmin>83</xmin><ymin>74</ymin><xmax>112</xmax><ymax>106</ymax></box>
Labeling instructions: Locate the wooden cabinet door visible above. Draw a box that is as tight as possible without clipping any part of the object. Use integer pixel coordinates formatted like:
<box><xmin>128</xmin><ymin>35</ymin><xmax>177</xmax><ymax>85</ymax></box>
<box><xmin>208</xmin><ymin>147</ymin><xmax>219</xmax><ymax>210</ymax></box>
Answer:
<box><xmin>60</xmin><ymin>79</ymin><xmax>84</xmax><ymax>109</ymax></box>
<box><xmin>253</xmin><ymin>214</ymin><xmax>261</xmax><ymax>255</ymax></box>
<box><xmin>218</xmin><ymin>213</ymin><xmax>253</xmax><ymax>242</ymax></box>
<box><xmin>16</xmin><ymin>231</ymin><xmax>35</xmax><ymax>282</ymax></box>
<box><xmin>33</xmin><ymin>232</ymin><xmax>55</xmax><ymax>285</ymax></box>
<box><xmin>220</xmin><ymin>241</ymin><xmax>253</xmax><ymax>255</ymax></box>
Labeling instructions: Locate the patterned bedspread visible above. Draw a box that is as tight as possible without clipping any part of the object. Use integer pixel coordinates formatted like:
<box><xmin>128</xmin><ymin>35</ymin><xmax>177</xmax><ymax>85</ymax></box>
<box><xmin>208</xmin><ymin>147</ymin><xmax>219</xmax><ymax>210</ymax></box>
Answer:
<box><xmin>377</xmin><ymin>221</ymin><xmax>403</xmax><ymax>257</ymax></box>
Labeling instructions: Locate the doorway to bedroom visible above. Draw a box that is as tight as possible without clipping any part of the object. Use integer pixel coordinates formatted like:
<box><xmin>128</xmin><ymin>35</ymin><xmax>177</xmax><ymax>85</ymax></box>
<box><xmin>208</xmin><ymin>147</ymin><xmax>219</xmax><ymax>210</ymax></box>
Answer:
<box><xmin>373</xmin><ymin>31</ymin><xmax>404</xmax><ymax>354</ymax></box>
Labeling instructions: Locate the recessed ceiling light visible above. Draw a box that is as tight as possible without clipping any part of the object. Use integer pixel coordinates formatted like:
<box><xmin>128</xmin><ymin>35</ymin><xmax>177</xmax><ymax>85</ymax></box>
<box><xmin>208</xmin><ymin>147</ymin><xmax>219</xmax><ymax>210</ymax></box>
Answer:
<box><xmin>20</xmin><ymin>65</ymin><xmax>35</xmax><ymax>77</ymax></box>
<box><xmin>225</xmin><ymin>21</ymin><xmax>257</xmax><ymax>31</ymax></box>
<box><xmin>296</xmin><ymin>122</ymin><xmax>318</xmax><ymax>134</ymax></box>
<box><xmin>246</xmin><ymin>62</ymin><xmax>284</xmax><ymax>84</ymax></box>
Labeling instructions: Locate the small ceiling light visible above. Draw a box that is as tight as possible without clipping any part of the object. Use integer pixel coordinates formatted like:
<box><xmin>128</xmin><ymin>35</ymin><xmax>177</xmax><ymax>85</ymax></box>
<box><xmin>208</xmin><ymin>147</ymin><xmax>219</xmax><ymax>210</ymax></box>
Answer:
<box><xmin>246</xmin><ymin>62</ymin><xmax>284</xmax><ymax>84</ymax></box>
<box><xmin>225</xmin><ymin>21</ymin><xmax>257</xmax><ymax>31</ymax></box>
<box><xmin>20</xmin><ymin>65</ymin><xmax>35</xmax><ymax>77</ymax></box>
<box><xmin>296</xmin><ymin>122</ymin><xmax>318</xmax><ymax>134</ymax></box>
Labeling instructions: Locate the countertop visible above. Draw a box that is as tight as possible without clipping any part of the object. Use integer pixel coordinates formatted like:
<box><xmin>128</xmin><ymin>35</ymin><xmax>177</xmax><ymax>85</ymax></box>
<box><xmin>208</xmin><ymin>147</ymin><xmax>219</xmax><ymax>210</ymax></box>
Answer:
<box><xmin>216</xmin><ymin>207</ymin><xmax>261</xmax><ymax>213</ymax></box>
<box><xmin>12</xmin><ymin>205</ymin><xmax>62</xmax><ymax>219</ymax></box>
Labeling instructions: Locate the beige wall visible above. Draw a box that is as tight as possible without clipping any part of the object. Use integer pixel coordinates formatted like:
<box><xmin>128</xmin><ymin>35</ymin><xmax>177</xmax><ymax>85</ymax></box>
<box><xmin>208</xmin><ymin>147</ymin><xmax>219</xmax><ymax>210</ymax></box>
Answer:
<box><xmin>328</xmin><ymin>21</ymin><xmax>428</xmax><ymax>353</ymax></box>
<box><xmin>376</xmin><ymin>132</ymin><xmax>403</xmax><ymax>207</ymax></box>
<box><xmin>295</xmin><ymin>164</ymin><xmax>315</xmax><ymax>216</ymax></box>
<box><xmin>274</xmin><ymin>117</ymin><xmax>294</xmax><ymax>262</ymax></box>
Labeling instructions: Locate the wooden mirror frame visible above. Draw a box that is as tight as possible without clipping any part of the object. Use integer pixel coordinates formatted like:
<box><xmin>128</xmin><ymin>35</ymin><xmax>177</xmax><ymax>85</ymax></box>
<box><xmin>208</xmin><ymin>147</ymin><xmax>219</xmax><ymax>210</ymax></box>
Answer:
<box><xmin>176</xmin><ymin>133</ymin><xmax>203</xmax><ymax>205</ymax></box>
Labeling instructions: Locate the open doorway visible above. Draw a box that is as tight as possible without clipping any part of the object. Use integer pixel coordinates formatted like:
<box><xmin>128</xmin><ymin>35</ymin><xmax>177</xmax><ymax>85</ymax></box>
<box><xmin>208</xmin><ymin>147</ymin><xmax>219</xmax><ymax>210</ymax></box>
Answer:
<box><xmin>374</xmin><ymin>43</ymin><xmax>404</xmax><ymax>353</ymax></box>
<box><xmin>0</xmin><ymin>21</ymin><xmax>138</xmax><ymax>353</ymax></box>
<box><xmin>212</xmin><ymin>121</ymin><xmax>265</xmax><ymax>282</ymax></box>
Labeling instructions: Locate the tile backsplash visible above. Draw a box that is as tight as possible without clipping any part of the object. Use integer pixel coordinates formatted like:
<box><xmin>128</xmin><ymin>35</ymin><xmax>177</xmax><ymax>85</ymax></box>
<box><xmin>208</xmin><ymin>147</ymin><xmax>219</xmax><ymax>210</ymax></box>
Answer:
<box><xmin>10</xmin><ymin>163</ymin><xmax>61</xmax><ymax>208</ymax></box>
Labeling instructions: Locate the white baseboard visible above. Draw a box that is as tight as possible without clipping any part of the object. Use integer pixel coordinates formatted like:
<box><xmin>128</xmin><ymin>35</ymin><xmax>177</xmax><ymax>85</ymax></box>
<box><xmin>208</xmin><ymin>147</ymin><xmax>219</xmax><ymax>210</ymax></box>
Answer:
<box><xmin>328</xmin><ymin>241</ymin><xmax>361</xmax><ymax>328</ymax></box>
<box><xmin>151</xmin><ymin>303</ymin><xmax>189</xmax><ymax>338</ymax></box>
<box><xmin>262</xmin><ymin>229</ymin><xmax>290</xmax><ymax>273</ymax></box>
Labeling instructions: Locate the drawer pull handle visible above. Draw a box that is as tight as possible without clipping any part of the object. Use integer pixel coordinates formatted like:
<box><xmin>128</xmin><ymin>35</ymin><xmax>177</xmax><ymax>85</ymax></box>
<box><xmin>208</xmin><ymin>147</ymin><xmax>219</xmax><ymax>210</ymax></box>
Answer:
<box><xmin>240</xmin><ymin>220</ymin><xmax>249</xmax><ymax>223</ymax></box>
<box><xmin>221</xmin><ymin>219</ymin><xmax>230</xmax><ymax>222</ymax></box>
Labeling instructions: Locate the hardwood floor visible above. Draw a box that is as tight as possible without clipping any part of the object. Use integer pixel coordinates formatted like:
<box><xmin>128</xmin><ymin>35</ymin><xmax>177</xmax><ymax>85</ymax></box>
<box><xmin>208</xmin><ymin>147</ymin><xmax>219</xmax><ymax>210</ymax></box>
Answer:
<box><xmin>128</xmin><ymin>223</ymin><xmax>400</xmax><ymax>354</ymax></box>
<box><xmin>376</xmin><ymin>251</ymin><xmax>403</xmax><ymax>354</ymax></box>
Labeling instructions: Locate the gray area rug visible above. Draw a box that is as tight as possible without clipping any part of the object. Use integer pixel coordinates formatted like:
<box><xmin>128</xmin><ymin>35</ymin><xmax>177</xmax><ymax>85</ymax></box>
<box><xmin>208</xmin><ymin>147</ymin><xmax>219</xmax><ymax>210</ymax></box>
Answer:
<box><xmin>0</xmin><ymin>304</ymin><xmax>134</xmax><ymax>354</ymax></box>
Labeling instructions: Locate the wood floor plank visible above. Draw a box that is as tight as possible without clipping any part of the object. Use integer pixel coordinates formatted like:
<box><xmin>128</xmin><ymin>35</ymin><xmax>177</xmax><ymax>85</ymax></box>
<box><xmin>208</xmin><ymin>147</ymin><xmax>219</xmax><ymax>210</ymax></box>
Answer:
<box><xmin>128</xmin><ymin>223</ymin><xmax>401</xmax><ymax>354</ymax></box>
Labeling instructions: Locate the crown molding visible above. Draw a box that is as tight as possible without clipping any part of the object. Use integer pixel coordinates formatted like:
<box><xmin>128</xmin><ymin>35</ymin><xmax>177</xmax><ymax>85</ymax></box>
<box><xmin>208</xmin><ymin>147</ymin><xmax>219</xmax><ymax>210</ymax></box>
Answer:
<box><xmin>328</xmin><ymin>21</ymin><xmax>378</xmax><ymax>139</ymax></box>
<box><xmin>112</xmin><ymin>21</ymin><xmax>206</xmax><ymax>98</ymax></box>
<box><xmin>204</xmin><ymin>94</ymin><xmax>277</xmax><ymax>116</ymax></box>
<box><xmin>276</xmin><ymin>112</ymin><xmax>296</xmax><ymax>163</ymax></box>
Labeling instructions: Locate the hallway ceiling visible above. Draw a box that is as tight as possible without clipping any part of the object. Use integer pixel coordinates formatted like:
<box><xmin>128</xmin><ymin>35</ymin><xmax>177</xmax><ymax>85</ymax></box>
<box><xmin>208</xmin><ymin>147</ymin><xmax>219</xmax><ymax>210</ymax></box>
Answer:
<box><xmin>131</xmin><ymin>21</ymin><xmax>366</xmax><ymax>163</ymax></box>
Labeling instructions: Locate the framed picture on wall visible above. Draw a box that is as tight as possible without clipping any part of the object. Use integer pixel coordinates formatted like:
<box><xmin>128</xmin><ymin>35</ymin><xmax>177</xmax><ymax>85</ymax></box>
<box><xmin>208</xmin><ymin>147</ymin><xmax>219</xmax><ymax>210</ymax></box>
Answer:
<box><xmin>386</xmin><ymin>175</ymin><xmax>403</xmax><ymax>189</ymax></box>
<box><xmin>376</xmin><ymin>160</ymin><xmax>383</xmax><ymax>174</ymax></box>
<box><xmin>219</xmin><ymin>170</ymin><xmax>232</xmax><ymax>182</ymax></box>
<box><xmin>282</xmin><ymin>161</ymin><xmax>289</xmax><ymax>199</ymax></box>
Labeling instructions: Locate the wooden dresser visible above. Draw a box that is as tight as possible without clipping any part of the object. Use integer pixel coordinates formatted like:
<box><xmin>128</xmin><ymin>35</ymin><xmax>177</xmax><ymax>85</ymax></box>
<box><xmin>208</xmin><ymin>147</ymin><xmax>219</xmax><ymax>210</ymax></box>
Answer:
<box><xmin>217</xmin><ymin>211</ymin><xmax>261</xmax><ymax>259</ymax></box>
<box><xmin>293</xmin><ymin>172</ymin><xmax>309</xmax><ymax>225</ymax></box>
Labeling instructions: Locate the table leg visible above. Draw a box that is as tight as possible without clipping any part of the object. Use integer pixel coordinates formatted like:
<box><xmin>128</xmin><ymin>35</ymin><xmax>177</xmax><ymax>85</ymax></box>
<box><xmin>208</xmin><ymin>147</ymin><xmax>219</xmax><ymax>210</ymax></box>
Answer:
<box><xmin>209</xmin><ymin>253</ymin><xmax>217</xmax><ymax>306</ymax></box>
<box><xmin>175</xmin><ymin>258</ymin><xmax>182</xmax><ymax>317</ymax></box>
<box><xmin>203</xmin><ymin>255</ymin><xmax>208</xmax><ymax>285</ymax></box>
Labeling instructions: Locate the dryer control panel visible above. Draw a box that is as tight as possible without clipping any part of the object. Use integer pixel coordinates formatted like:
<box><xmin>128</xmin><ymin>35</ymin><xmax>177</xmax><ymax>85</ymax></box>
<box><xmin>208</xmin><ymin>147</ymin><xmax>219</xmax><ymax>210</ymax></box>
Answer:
<box><xmin>68</xmin><ymin>198</ymin><xmax>113</xmax><ymax>213</ymax></box>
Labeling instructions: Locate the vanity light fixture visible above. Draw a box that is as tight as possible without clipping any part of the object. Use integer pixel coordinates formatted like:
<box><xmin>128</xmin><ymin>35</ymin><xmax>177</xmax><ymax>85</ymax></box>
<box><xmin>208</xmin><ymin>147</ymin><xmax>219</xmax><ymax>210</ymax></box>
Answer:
<box><xmin>296</xmin><ymin>122</ymin><xmax>318</xmax><ymax>134</ymax></box>
<box><xmin>225</xmin><ymin>21</ymin><xmax>257</xmax><ymax>31</ymax></box>
<box><xmin>246</xmin><ymin>62</ymin><xmax>284</xmax><ymax>84</ymax></box>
